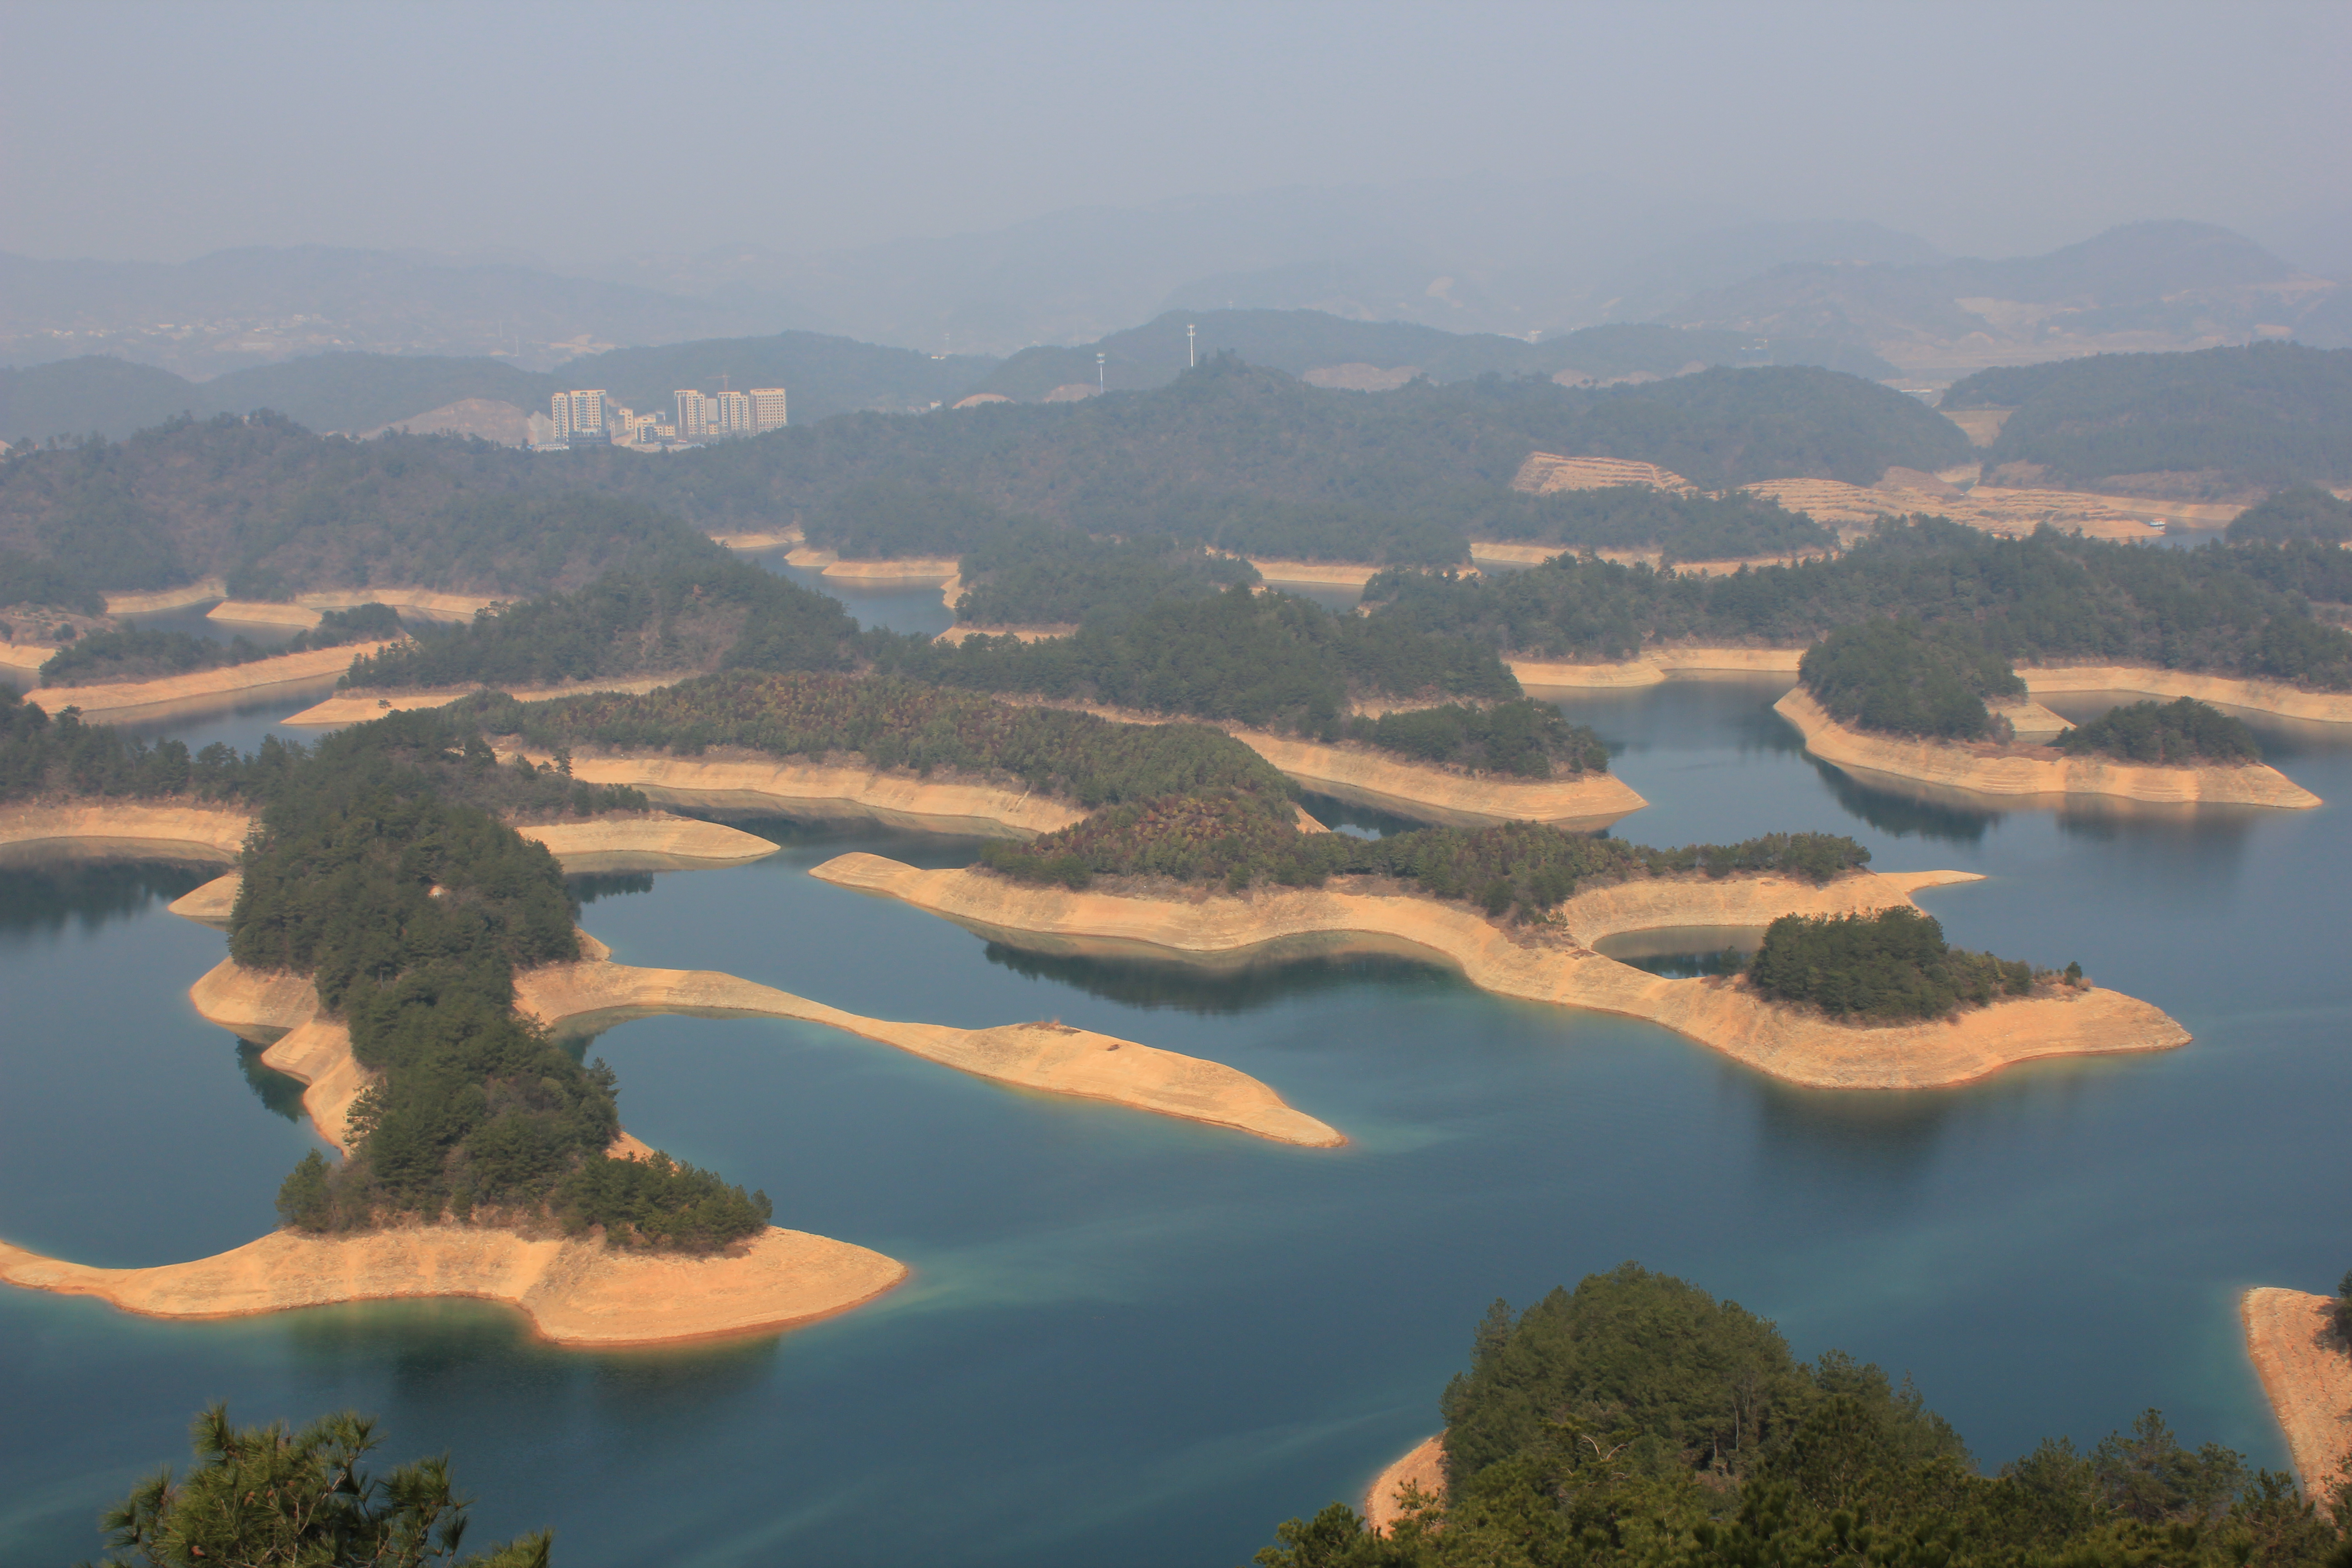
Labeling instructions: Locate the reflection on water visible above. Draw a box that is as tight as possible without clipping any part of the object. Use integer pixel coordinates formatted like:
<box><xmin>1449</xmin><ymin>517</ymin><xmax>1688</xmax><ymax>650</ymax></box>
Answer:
<box><xmin>236</xmin><ymin>1042</ymin><xmax>307</xmax><ymax>1121</ymax></box>
<box><xmin>567</xmin><ymin>871</ymin><xmax>656</xmax><ymax>905</ymax></box>
<box><xmin>1293</xmin><ymin>791</ymin><xmax>1421</xmax><ymax>840</ymax></box>
<box><xmin>1810</xmin><ymin>759</ymin><xmax>1998</xmax><ymax>843</ymax></box>
<box><xmin>739</xmin><ymin>549</ymin><xmax>956</xmax><ymax>638</ymax></box>
<box><xmin>981</xmin><ymin>942</ymin><xmax>1458</xmax><ymax>1015</ymax></box>
<box><xmin>0</xmin><ymin>860</ymin><xmax>211</xmax><ymax>943</ymax></box>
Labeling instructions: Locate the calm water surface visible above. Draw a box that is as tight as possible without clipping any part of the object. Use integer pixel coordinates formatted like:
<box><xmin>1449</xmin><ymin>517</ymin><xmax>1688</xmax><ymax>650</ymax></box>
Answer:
<box><xmin>3</xmin><ymin>673</ymin><xmax>2348</xmax><ymax>1565</ymax></box>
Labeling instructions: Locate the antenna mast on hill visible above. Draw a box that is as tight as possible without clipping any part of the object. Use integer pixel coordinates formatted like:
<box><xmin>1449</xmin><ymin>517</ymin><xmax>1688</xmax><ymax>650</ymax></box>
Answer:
<box><xmin>1097</xmin><ymin>352</ymin><xmax>1106</xmax><ymax>395</ymax></box>
<box><xmin>1187</xmin><ymin>323</ymin><xmax>1196</xmax><ymax>368</ymax></box>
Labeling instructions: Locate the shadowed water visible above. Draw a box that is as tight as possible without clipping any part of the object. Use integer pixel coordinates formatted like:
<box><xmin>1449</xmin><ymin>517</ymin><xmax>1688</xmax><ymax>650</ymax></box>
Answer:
<box><xmin>2</xmin><ymin>677</ymin><xmax>2349</xmax><ymax>1564</ymax></box>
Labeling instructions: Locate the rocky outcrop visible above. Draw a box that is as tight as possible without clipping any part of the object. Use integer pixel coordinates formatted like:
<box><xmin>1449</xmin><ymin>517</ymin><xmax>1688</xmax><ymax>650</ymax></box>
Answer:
<box><xmin>2240</xmin><ymin>1289</ymin><xmax>2352</xmax><ymax>1510</ymax></box>
<box><xmin>1775</xmin><ymin>688</ymin><xmax>2321</xmax><ymax>808</ymax></box>
<box><xmin>811</xmin><ymin>853</ymin><xmax>2191</xmax><ymax>1091</ymax></box>
<box><xmin>0</xmin><ymin>1223</ymin><xmax>906</xmax><ymax>1349</ymax></box>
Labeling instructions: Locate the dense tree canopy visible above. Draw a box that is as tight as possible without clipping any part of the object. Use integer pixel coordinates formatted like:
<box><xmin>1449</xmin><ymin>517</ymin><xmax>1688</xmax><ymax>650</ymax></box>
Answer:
<box><xmin>1745</xmin><ymin>906</ymin><xmax>2049</xmax><ymax>1022</ymax></box>
<box><xmin>1798</xmin><ymin>618</ymin><xmax>2025</xmax><ymax>740</ymax></box>
<box><xmin>41</xmin><ymin>604</ymin><xmax>401</xmax><ymax>686</ymax></box>
<box><xmin>2055</xmin><ymin>698</ymin><xmax>2263</xmax><ymax>765</ymax></box>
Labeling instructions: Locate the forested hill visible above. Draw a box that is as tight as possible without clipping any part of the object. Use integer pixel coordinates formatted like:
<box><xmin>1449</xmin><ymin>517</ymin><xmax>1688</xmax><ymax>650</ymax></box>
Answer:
<box><xmin>0</xmin><ymin>358</ymin><xmax>1962</xmax><ymax>605</ymax></box>
<box><xmin>1940</xmin><ymin>343</ymin><xmax>2352</xmax><ymax>496</ymax></box>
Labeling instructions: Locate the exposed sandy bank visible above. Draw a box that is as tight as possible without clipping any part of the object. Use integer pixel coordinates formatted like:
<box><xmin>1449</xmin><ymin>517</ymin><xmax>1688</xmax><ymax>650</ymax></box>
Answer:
<box><xmin>104</xmin><ymin>578</ymin><xmax>229</xmax><ymax>615</ymax></box>
<box><xmin>1775</xmin><ymin>689</ymin><xmax>2320</xmax><ymax>809</ymax></box>
<box><xmin>2018</xmin><ymin>666</ymin><xmax>2352</xmax><ymax>725</ymax></box>
<box><xmin>280</xmin><ymin>674</ymin><xmax>691</xmax><ymax>727</ymax></box>
<box><xmin>509</xmin><ymin>954</ymin><xmax>1342</xmax><ymax>1147</ymax></box>
<box><xmin>787</xmin><ymin>555</ymin><xmax>961</xmax><ymax>586</ymax></box>
<box><xmin>1231</xmin><ymin>727</ymin><xmax>1647</xmax><ymax>829</ymax></box>
<box><xmin>512</xmin><ymin>816</ymin><xmax>780</xmax><ymax>870</ymax></box>
<box><xmin>1470</xmin><ymin>543</ymin><xmax>1823</xmax><ymax>577</ymax></box>
<box><xmin>1510</xmin><ymin>649</ymin><xmax>1805</xmax><ymax>689</ymax></box>
<box><xmin>1365</xmin><ymin>1435</ymin><xmax>1446</xmax><ymax>1533</ymax></box>
<box><xmin>167</xmin><ymin>873</ymin><xmax>241</xmax><ymax>925</ymax></box>
<box><xmin>1514</xmin><ymin>454</ymin><xmax>1696</xmax><ymax>495</ymax></box>
<box><xmin>1742</xmin><ymin>476</ymin><xmax>2161</xmax><ymax>541</ymax></box>
<box><xmin>0</xmin><ymin>1222</ymin><xmax>906</xmax><ymax>1348</ymax></box>
<box><xmin>27</xmin><ymin>642</ymin><xmax>397</xmax><ymax>722</ymax></box>
<box><xmin>812</xmin><ymin>854</ymin><xmax>2190</xmax><ymax>1090</ymax></box>
<box><xmin>1245</xmin><ymin>559</ymin><xmax>1385</xmax><ymax>589</ymax></box>
<box><xmin>2240</xmin><ymin>1289</ymin><xmax>2352</xmax><ymax>1508</ymax></box>
<box><xmin>709</xmin><ymin>529</ymin><xmax>802</xmax><ymax>550</ymax></box>
<box><xmin>516</xmin><ymin>749</ymin><xmax>1088</xmax><ymax>839</ymax></box>
<box><xmin>0</xmin><ymin>643</ymin><xmax>54</xmax><ymax>677</ymax></box>
<box><xmin>933</xmin><ymin>624</ymin><xmax>1078</xmax><ymax>645</ymax></box>
<box><xmin>0</xmin><ymin>802</ymin><xmax>249</xmax><ymax>865</ymax></box>
<box><xmin>210</xmin><ymin>588</ymin><xmax>499</xmax><ymax>630</ymax></box>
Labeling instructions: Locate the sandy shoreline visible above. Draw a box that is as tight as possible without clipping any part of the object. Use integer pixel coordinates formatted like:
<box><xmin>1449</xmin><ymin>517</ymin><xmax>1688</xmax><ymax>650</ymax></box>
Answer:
<box><xmin>525</xmin><ymin>749</ymin><xmax>1090</xmax><ymax>839</ymax></box>
<box><xmin>811</xmin><ymin>854</ymin><xmax>2191</xmax><ymax>1090</ymax></box>
<box><xmin>22</xmin><ymin>642</ymin><xmax>398</xmax><ymax>722</ymax></box>
<box><xmin>280</xmin><ymin>673</ymin><xmax>693</xmax><ymax>727</ymax></box>
<box><xmin>0</xmin><ymin>1223</ymin><xmax>907</xmax><ymax>1349</ymax></box>
<box><xmin>1231</xmin><ymin>727</ymin><xmax>1646</xmax><ymax>829</ymax></box>
<box><xmin>1363</xmin><ymin>1434</ymin><xmax>1446</xmax><ymax>1531</ymax></box>
<box><xmin>2240</xmin><ymin>1289</ymin><xmax>2352</xmax><ymax>1508</ymax></box>
<box><xmin>1509</xmin><ymin>649</ymin><xmax>2352</xmax><ymax>726</ymax></box>
<box><xmin>1774</xmin><ymin>689</ymin><xmax>2321</xmax><ymax>809</ymax></box>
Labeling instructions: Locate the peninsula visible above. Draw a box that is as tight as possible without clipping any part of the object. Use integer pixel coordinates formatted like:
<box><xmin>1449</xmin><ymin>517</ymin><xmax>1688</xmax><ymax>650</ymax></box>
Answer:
<box><xmin>26</xmin><ymin>642</ymin><xmax>397</xmax><ymax>723</ymax></box>
<box><xmin>2239</xmin><ymin>1288</ymin><xmax>2352</xmax><ymax>1507</ymax></box>
<box><xmin>1775</xmin><ymin>687</ymin><xmax>2320</xmax><ymax>808</ymax></box>
<box><xmin>811</xmin><ymin>853</ymin><xmax>2189</xmax><ymax>1090</ymax></box>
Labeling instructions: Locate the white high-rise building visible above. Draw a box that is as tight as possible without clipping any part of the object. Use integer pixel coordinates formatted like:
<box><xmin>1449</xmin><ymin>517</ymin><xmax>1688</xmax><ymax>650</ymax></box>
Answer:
<box><xmin>550</xmin><ymin>389</ymin><xmax>608</xmax><ymax>442</ymax></box>
<box><xmin>713</xmin><ymin>389</ymin><xmax>753</xmax><ymax>435</ymax></box>
<box><xmin>673</xmin><ymin>389</ymin><xmax>712</xmax><ymax>439</ymax></box>
<box><xmin>749</xmin><ymin>387</ymin><xmax>789</xmax><ymax>432</ymax></box>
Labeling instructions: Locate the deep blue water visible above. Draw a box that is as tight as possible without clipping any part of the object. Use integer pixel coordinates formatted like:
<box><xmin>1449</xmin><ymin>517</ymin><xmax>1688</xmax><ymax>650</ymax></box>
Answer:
<box><xmin>3</xmin><ymin>671</ymin><xmax>2349</xmax><ymax>1564</ymax></box>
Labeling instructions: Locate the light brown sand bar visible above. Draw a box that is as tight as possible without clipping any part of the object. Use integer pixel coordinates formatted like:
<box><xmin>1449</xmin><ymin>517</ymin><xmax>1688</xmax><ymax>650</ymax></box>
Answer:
<box><xmin>811</xmin><ymin>854</ymin><xmax>2190</xmax><ymax>1090</ymax></box>
<box><xmin>2</xmin><ymin>805</ymin><xmax>775</xmax><ymax>886</ymax></box>
<box><xmin>280</xmin><ymin>674</ymin><xmax>693</xmax><ymax>727</ymax></box>
<box><xmin>24</xmin><ymin>642</ymin><xmax>398</xmax><ymax>723</ymax></box>
<box><xmin>104</xmin><ymin>578</ymin><xmax>229</xmax><ymax>615</ymax></box>
<box><xmin>209</xmin><ymin>588</ymin><xmax>500</xmax><ymax>631</ymax></box>
<box><xmin>2240</xmin><ymin>1289</ymin><xmax>2352</xmax><ymax>1508</ymax></box>
<box><xmin>1775</xmin><ymin>689</ymin><xmax>2320</xmax><ymax>809</ymax></box>
<box><xmin>1232</xmin><ymin>727</ymin><xmax>1646</xmax><ymax>829</ymax></box>
<box><xmin>1511</xmin><ymin>649</ymin><xmax>1805</xmax><ymax>689</ymax></box>
<box><xmin>0</xmin><ymin>644</ymin><xmax>54</xmax><ymax>677</ymax></box>
<box><xmin>1364</xmin><ymin>1434</ymin><xmax>1446</xmax><ymax>1532</ymax></box>
<box><xmin>0</xmin><ymin>1223</ymin><xmax>906</xmax><ymax>1349</ymax></box>
<box><xmin>1246</xmin><ymin>559</ymin><xmax>1385</xmax><ymax>589</ymax></box>
<box><xmin>515</xmin><ymin>750</ymin><xmax>1089</xmax><ymax>839</ymax></box>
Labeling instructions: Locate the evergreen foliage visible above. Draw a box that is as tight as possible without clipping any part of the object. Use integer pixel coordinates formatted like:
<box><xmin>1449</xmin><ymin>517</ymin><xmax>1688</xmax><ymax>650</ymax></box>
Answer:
<box><xmin>84</xmin><ymin>1402</ymin><xmax>550</xmax><ymax>1568</ymax></box>
<box><xmin>41</xmin><ymin>605</ymin><xmax>401</xmax><ymax>686</ymax></box>
<box><xmin>2229</xmin><ymin>486</ymin><xmax>2352</xmax><ymax>545</ymax></box>
<box><xmin>2055</xmin><ymin>699</ymin><xmax>2263</xmax><ymax>764</ymax></box>
<box><xmin>950</xmin><ymin>525</ymin><xmax>1261</xmax><ymax>625</ymax></box>
<box><xmin>1366</xmin><ymin>517</ymin><xmax>2352</xmax><ymax>689</ymax></box>
<box><xmin>1250</xmin><ymin>1265</ymin><xmax>2340</xmax><ymax>1568</ymax></box>
<box><xmin>1745</xmin><ymin>907</ymin><xmax>2041</xmax><ymax>1022</ymax></box>
<box><xmin>1455</xmin><ymin>485</ymin><xmax>1836</xmax><ymax>562</ymax></box>
<box><xmin>1798</xmin><ymin>618</ymin><xmax>2025</xmax><ymax>740</ymax></box>
<box><xmin>1339</xmin><ymin>702</ymin><xmax>1610</xmax><ymax>778</ymax></box>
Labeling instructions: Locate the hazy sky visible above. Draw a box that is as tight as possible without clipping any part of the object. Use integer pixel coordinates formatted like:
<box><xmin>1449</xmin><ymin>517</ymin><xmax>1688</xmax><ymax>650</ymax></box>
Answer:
<box><xmin>4</xmin><ymin>0</ymin><xmax>2348</xmax><ymax>268</ymax></box>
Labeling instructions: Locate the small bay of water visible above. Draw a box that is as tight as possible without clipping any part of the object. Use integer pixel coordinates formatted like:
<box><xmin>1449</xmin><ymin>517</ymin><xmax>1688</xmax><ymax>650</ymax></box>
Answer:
<box><xmin>2</xmin><ymin>675</ymin><xmax>2348</xmax><ymax>1564</ymax></box>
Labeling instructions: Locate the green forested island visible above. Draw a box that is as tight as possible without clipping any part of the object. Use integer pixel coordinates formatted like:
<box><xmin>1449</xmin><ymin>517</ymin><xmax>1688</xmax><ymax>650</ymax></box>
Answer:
<box><xmin>1745</xmin><ymin>906</ymin><xmax>2058</xmax><ymax>1021</ymax></box>
<box><xmin>1797</xmin><ymin>619</ymin><xmax>2025</xmax><ymax>741</ymax></box>
<box><xmin>1255</xmin><ymin>1264</ymin><xmax>2347</xmax><ymax>1568</ymax></box>
<box><xmin>2055</xmin><ymin>698</ymin><xmax>2264</xmax><ymax>765</ymax></box>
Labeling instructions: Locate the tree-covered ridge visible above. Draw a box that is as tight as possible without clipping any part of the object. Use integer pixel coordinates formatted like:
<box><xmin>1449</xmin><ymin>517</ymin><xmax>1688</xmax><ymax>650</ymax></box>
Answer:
<box><xmin>1366</xmin><ymin>518</ymin><xmax>2352</xmax><ymax>689</ymax></box>
<box><xmin>950</xmin><ymin>526</ymin><xmax>1261</xmax><ymax>625</ymax></box>
<box><xmin>882</xmin><ymin>584</ymin><xmax>1520</xmax><ymax>738</ymax></box>
<box><xmin>1341</xmin><ymin>702</ymin><xmax>1609</xmax><ymax>779</ymax></box>
<box><xmin>1257</xmin><ymin>1264</ymin><xmax>2342</xmax><ymax>1568</ymax></box>
<box><xmin>232</xmin><ymin>712</ymin><xmax>767</xmax><ymax>1252</ymax></box>
<box><xmin>341</xmin><ymin>555</ymin><xmax>858</xmax><ymax>692</ymax></box>
<box><xmin>1463</xmin><ymin>485</ymin><xmax>1836</xmax><ymax>561</ymax></box>
<box><xmin>1943</xmin><ymin>343</ymin><xmax>2352</xmax><ymax>493</ymax></box>
<box><xmin>2229</xmin><ymin>486</ymin><xmax>2352</xmax><ymax>545</ymax></box>
<box><xmin>2055</xmin><ymin>699</ymin><xmax>2263</xmax><ymax>765</ymax></box>
<box><xmin>39</xmin><ymin>604</ymin><xmax>402</xmax><ymax>686</ymax></box>
<box><xmin>983</xmin><ymin>783</ymin><xmax>1868</xmax><ymax>922</ymax></box>
<box><xmin>1799</xmin><ymin>618</ymin><xmax>2025</xmax><ymax>741</ymax></box>
<box><xmin>1745</xmin><ymin>907</ymin><xmax>2060</xmax><ymax>1023</ymax></box>
<box><xmin>469</xmin><ymin>671</ymin><xmax>1294</xmax><ymax>809</ymax></box>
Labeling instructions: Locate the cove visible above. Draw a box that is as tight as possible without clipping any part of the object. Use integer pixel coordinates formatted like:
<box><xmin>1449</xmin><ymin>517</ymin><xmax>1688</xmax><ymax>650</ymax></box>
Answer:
<box><xmin>1</xmin><ymin>672</ymin><xmax>2350</xmax><ymax>1564</ymax></box>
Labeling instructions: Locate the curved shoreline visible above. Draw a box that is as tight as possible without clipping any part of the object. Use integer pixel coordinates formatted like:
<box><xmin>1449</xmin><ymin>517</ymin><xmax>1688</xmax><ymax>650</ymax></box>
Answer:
<box><xmin>0</xmin><ymin>1223</ymin><xmax>907</xmax><ymax>1349</ymax></box>
<box><xmin>2240</xmin><ymin>1288</ymin><xmax>2352</xmax><ymax>1508</ymax></box>
<box><xmin>103</xmin><ymin>578</ymin><xmax>229</xmax><ymax>616</ymax></box>
<box><xmin>1364</xmin><ymin>1434</ymin><xmax>1446</xmax><ymax>1532</ymax></box>
<box><xmin>532</xmin><ymin>750</ymin><xmax>1089</xmax><ymax>839</ymax></box>
<box><xmin>1231</xmin><ymin>727</ymin><xmax>1646</xmax><ymax>829</ymax></box>
<box><xmin>1774</xmin><ymin>689</ymin><xmax>2321</xmax><ymax>809</ymax></box>
<box><xmin>280</xmin><ymin>673</ymin><xmax>694</xmax><ymax>727</ymax></box>
<box><xmin>209</xmin><ymin>587</ymin><xmax>500</xmax><ymax>630</ymax></box>
<box><xmin>1509</xmin><ymin>650</ymin><xmax>2352</xmax><ymax>726</ymax></box>
<box><xmin>809</xmin><ymin>853</ymin><xmax>2191</xmax><ymax>1090</ymax></box>
<box><xmin>21</xmin><ymin>642</ymin><xmax>399</xmax><ymax>722</ymax></box>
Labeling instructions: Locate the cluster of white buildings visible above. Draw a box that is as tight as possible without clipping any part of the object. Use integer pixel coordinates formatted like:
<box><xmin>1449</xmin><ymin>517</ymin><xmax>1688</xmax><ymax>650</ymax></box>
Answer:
<box><xmin>528</xmin><ymin>385</ymin><xmax>788</xmax><ymax>451</ymax></box>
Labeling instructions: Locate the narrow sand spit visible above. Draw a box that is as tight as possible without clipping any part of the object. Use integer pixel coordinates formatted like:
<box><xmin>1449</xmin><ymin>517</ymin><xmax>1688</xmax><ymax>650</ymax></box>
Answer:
<box><xmin>1364</xmin><ymin>1434</ymin><xmax>1447</xmax><ymax>1532</ymax></box>
<box><xmin>2240</xmin><ymin>1289</ymin><xmax>2352</xmax><ymax>1509</ymax></box>
<box><xmin>1510</xmin><ymin>649</ymin><xmax>1804</xmax><ymax>690</ymax></box>
<box><xmin>280</xmin><ymin>674</ymin><xmax>692</xmax><ymax>727</ymax></box>
<box><xmin>4</xmin><ymin>805</ymin><xmax>775</xmax><ymax>887</ymax></box>
<box><xmin>0</xmin><ymin>1224</ymin><xmax>906</xmax><ymax>1349</ymax></box>
<box><xmin>1775</xmin><ymin>689</ymin><xmax>2320</xmax><ymax>809</ymax></box>
<box><xmin>209</xmin><ymin>588</ymin><xmax>499</xmax><ymax>630</ymax></box>
<box><xmin>513</xmin><ymin>749</ymin><xmax>1088</xmax><ymax>839</ymax></box>
<box><xmin>103</xmin><ymin>578</ymin><xmax>228</xmax><ymax>616</ymax></box>
<box><xmin>24</xmin><ymin>642</ymin><xmax>397</xmax><ymax>722</ymax></box>
<box><xmin>810</xmin><ymin>854</ymin><xmax>2191</xmax><ymax>1091</ymax></box>
<box><xmin>1230</xmin><ymin>727</ymin><xmax>1646</xmax><ymax>829</ymax></box>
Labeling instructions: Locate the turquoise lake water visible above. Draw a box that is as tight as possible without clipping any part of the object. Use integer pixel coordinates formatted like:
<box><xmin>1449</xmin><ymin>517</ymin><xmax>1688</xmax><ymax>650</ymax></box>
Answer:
<box><xmin>4</xmin><ymin>653</ymin><xmax>2350</xmax><ymax>1562</ymax></box>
